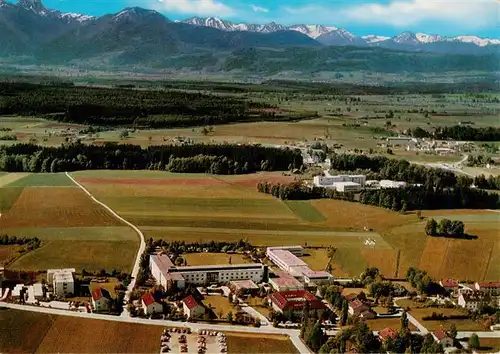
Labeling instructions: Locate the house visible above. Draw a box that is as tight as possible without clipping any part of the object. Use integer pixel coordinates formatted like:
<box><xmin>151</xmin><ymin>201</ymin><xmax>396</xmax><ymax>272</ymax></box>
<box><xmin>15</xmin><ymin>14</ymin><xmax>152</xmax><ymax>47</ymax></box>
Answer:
<box><xmin>348</xmin><ymin>300</ymin><xmax>370</xmax><ymax>316</ymax></box>
<box><xmin>433</xmin><ymin>330</ymin><xmax>454</xmax><ymax>348</ymax></box>
<box><xmin>440</xmin><ymin>279</ymin><xmax>459</xmax><ymax>292</ymax></box>
<box><xmin>475</xmin><ymin>282</ymin><xmax>500</xmax><ymax>295</ymax></box>
<box><xmin>141</xmin><ymin>293</ymin><xmax>163</xmax><ymax>315</ymax></box>
<box><xmin>268</xmin><ymin>290</ymin><xmax>326</xmax><ymax>314</ymax></box>
<box><xmin>458</xmin><ymin>291</ymin><xmax>491</xmax><ymax>311</ymax></box>
<box><xmin>47</xmin><ymin>268</ymin><xmax>75</xmax><ymax>297</ymax></box>
<box><xmin>92</xmin><ymin>287</ymin><xmax>112</xmax><ymax>313</ymax></box>
<box><xmin>229</xmin><ymin>280</ymin><xmax>259</xmax><ymax>296</ymax></box>
<box><xmin>378</xmin><ymin>327</ymin><xmax>398</xmax><ymax>342</ymax></box>
<box><xmin>345</xmin><ymin>292</ymin><xmax>367</xmax><ymax>302</ymax></box>
<box><xmin>181</xmin><ymin>295</ymin><xmax>205</xmax><ymax>319</ymax></box>
<box><xmin>33</xmin><ymin>283</ymin><xmax>44</xmax><ymax>300</ymax></box>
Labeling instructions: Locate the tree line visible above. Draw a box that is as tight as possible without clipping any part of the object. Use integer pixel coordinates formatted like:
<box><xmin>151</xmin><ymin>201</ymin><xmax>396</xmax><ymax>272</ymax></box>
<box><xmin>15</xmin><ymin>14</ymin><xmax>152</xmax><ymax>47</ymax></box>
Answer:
<box><xmin>408</xmin><ymin>125</ymin><xmax>500</xmax><ymax>141</ymax></box>
<box><xmin>329</xmin><ymin>154</ymin><xmax>458</xmax><ymax>189</ymax></box>
<box><xmin>0</xmin><ymin>82</ymin><xmax>313</xmax><ymax>129</ymax></box>
<box><xmin>257</xmin><ymin>181</ymin><xmax>500</xmax><ymax>211</ymax></box>
<box><xmin>425</xmin><ymin>219</ymin><xmax>465</xmax><ymax>238</ymax></box>
<box><xmin>0</xmin><ymin>142</ymin><xmax>302</xmax><ymax>174</ymax></box>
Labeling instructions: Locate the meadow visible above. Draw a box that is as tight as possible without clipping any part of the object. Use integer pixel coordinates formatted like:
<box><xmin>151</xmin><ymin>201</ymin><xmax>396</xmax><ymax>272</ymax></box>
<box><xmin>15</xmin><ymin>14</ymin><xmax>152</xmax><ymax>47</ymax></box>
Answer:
<box><xmin>70</xmin><ymin>169</ymin><xmax>500</xmax><ymax>280</ymax></box>
<box><xmin>0</xmin><ymin>308</ymin><xmax>298</xmax><ymax>353</ymax></box>
<box><xmin>0</xmin><ymin>173</ymin><xmax>139</xmax><ymax>272</ymax></box>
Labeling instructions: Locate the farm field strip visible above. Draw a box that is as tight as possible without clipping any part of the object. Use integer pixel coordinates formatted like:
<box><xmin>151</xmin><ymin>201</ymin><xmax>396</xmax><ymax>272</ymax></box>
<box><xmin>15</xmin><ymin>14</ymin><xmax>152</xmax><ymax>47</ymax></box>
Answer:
<box><xmin>285</xmin><ymin>200</ymin><xmax>326</xmax><ymax>222</ymax></box>
<box><xmin>0</xmin><ymin>173</ymin><xmax>30</xmax><ymax>187</ymax></box>
<box><xmin>7</xmin><ymin>173</ymin><xmax>77</xmax><ymax>187</ymax></box>
<box><xmin>0</xmin><ymin>187</ymin><xmax>24</xmax><ymax>212</ymax></box>
<box><xmin>2</xmin><ymin>226</ymin><xmax>139</xmax><ymax>241</ymax></box>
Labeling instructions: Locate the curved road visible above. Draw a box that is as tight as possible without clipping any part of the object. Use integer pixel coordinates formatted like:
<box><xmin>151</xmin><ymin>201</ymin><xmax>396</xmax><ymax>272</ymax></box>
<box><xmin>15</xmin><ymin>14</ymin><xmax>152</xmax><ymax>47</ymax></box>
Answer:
<box><xmin>65</xmin><ymin>172</ymin><xmax>146</xmax><ymax>315</ymax></box>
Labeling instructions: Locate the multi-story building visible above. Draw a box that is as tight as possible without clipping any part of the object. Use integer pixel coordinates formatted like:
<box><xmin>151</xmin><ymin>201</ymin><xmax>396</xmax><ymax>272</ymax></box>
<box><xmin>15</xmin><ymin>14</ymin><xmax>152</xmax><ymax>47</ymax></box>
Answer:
<box><xmin>47</xmin><ymin>268</ymin><xmax>75</xmax><ymax>297</ymax></box>
<box><xmin>458</xmin><ymin>291</ymin><xmax>491</xmax><ymax>311</ymax></box>
<box><xmin>268</xmin><ymin>290</ymin><xmax>326</xmax><ymax>314</ymax></box>
<box><xmin>150</xmin><ymin>254</ymin><xmax>266</xmax><ymax>290</ymax></box>
<box><xmin>475</xmin><ymin>282</ymin><xmax>500</xmax><ymax>295</ymax></box>
<box><xmin>314</xmin><ymin>174</ymin><xmax>366</xmax><ymax>188</ymax></box>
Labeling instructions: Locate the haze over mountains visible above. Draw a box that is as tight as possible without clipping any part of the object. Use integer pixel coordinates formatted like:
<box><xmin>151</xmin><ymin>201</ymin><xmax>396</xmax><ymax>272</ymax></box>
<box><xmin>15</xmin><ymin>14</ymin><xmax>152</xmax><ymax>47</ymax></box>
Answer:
<box><xmin>1</xmin><ymin>0</ymin><xmax>499</xmax><ymax>74</ymax></box>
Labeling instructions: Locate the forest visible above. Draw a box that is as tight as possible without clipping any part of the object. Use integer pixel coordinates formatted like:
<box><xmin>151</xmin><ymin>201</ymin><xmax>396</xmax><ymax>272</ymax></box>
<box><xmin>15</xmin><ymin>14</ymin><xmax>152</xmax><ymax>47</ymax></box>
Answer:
<box><xmin>408</xmin><ymin>125</ymin><xmax>500</xmax><ymax>141</ymax></box>
<box><xmin>0</xmin><ymin>142</ymin><xmax>302</xmax><ymax>173</ymax></box>
<box><xmin>256</xmin><ymin>181</ymin><xmax>500</xmax><ymax>210</ymax></box>
<box><xmin>0</xmin><ymin>82</ymin><xmax>314</xmax><ymax>128</ymax></box>
<box><xmin>329</xmin><ymin>154</ymin><xmax>459</xmax><ymax>188</ymax></box>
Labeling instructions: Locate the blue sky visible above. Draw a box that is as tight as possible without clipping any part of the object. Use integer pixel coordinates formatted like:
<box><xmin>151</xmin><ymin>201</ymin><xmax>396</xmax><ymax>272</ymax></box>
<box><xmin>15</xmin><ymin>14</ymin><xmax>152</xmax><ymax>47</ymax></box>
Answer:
<box><xmin>44</xmin><ymin>0</ymin><xmax>499</xmax><ymax>38</ymax></box>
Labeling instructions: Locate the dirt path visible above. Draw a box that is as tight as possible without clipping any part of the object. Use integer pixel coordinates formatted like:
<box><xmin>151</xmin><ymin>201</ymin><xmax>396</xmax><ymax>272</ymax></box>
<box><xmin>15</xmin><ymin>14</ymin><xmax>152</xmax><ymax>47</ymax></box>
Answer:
<box><xmin>65</xmin><ymin>172</ymin><xmax>145</xmax><ymax>315</ymax></box>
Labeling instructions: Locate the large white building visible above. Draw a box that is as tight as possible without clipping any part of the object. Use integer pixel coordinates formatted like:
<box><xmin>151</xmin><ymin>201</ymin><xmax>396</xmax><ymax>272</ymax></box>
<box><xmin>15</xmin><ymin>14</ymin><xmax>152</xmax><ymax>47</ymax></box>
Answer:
<box><xmin>314</xmin><ymin>174</ymin><xmax>366</xmax><ymax>188</ymax></box>
<box><xmin>379</xmin><ymin>180</ymin><xmax>407</xmax><ymax>189</ymax></box>
<box><xmin>47</xmin><ymin>268</ymin><xmax>75</xmax><ymax>297</ymax></box>
<box><xmin>150</xmin><ymin>254</ymin><xmax>266</xmax><ymax>290</ymax></box>
<box><xmin>266</xmin><ymin>247</ymin><xmax>333</xmax><ymax>286</ymax></box>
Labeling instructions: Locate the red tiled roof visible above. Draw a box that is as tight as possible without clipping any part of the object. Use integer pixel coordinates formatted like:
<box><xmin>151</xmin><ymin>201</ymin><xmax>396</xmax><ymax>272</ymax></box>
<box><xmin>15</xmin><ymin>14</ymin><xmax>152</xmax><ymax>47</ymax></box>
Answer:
<box><xmin>379</xmin><ymin>327</ymin><xmax>398</xmax><ymax>341</ymax></box>
<box><xmin>349</xmin><ymin>300</ymin><xmax>367</xmax><ymax>310</ymax></box>
<box><xmin>269</xmin><ymin>290</ymin><xmax>326</xmax><ymax>311</ymax></box>
<box><xmin>182</xmin><ymin>295</ymin><xmax>201</xmax><ymax>310</ymax></box>
<box><xmin>345</xmin><ymin>293</ymin><xmax>358</xmax><ymax>301</ymax></box>
<box><xmin>142</xmin><ymin>292</ymin><xmax>157</xmax><ymax>306</ymax></box>
<box><xmin>440</xmin><ymin>279</ymin><xmax>458</xmax><ymax>288</ymax></box>
<box><xmin>433</xmin><ymin>330</ymin><xmax>449</xmax><ymax>341</ymax></box>
<box><xmin>477</xmin><ymin>282</ymin><xmax>500</xmax><ymax>288</ymax></box>
<box><xmin>92</xmin><ymin>287</ymin><xmax>111</xmax><ymax>301</ymax></box>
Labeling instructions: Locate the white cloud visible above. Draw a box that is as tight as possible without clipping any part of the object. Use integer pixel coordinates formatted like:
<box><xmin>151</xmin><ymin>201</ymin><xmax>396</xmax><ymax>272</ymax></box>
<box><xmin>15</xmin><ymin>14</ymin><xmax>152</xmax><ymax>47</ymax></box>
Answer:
<box><xmin>250</xmin><ymin>4</ymin><xmax>268</xmax><ymax>13</ymax></box>
<box><xmin>342</xmin><ymin>0</ymin><xmax>498</xmax><ymax>28</ymax></box>
<box><xmin>153</xmin><ymin>0</ymin><xmax>235</xmax><ymax>16</ymax></box>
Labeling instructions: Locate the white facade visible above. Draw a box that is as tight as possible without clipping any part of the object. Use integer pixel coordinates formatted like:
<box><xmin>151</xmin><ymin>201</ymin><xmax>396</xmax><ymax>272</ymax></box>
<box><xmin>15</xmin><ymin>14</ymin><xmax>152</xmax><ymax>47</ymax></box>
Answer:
<box><xmin>48</xmin><ymin>269</ymin><xmax>75</xmax><ymax>297</ymax></box>
<box><xmin>380</xmin><ymin>180</ymin><xmax>407</xmax><ymax>189</ymax></box>
<box><xmin>314</xmin><ymin>174</ymin><xmax>366</xmax><ymax>188</ymax></box>
<box><xmin>33</xmin><ymin>283</ymin><xmax>44</xmax><ymax>299</ymax></box>
<box><xmin>150</xmin><ymin>254</ymin><xmax>265</xmax><ymax>288</ymax></box>
<box><xmin>475</xmin><ymin>282</ymin><xmax>500</xmax><ymax>295</ymax></box>
<box><xmin>458</xmin><ymin>292</ymin><xmax>488</xmax><ymax>311</ymax></box>
<box><xmin>143</xmin><ymin>301</ymin><xmax>163</xmax><ymax>315</ymax></box>
<box><xmin>332</xmin><ymin>181</ymin><xmax>361</xmax><ymax>193</ymax></box>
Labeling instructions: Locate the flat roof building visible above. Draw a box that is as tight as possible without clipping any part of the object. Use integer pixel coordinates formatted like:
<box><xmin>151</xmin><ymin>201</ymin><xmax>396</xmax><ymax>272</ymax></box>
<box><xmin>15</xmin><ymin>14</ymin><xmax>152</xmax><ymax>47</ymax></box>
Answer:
<box><xmin>314</xmin><ymin>174</ymin><xmax>366</xmax><ymax>188</ymax></box>
<box><xmin>47</xmin><ymin>269</ymin><xmax>75</xmax><ymax>298</ymax></box>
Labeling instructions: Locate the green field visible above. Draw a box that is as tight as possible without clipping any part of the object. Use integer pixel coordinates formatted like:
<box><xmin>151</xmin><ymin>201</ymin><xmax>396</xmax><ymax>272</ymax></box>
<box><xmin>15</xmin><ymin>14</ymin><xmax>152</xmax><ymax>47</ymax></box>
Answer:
<box><xmin>0</xmin><ymin>187</ymin><xmax>24</xmax><ymax>212</ymax></box>
<box><xmin>285</xmin><ymin>200</ymin><xmax>326</xmax><ymax>222</ymax></box>
<box><xmin>7</xmin><ymin>173</ymin><xmax>76</xmax><ymax>187</ymax></box>
<box><xmin>3</xmin><ymin>226</ymin><xmax>138</xmax><ymax>241</ymax></box>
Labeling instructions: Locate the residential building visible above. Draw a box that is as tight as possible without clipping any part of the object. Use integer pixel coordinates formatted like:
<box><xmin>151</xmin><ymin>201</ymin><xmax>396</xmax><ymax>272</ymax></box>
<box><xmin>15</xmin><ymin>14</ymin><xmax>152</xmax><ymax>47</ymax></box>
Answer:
<box><xmin>47</xmin><ymin>268</ymin><xmax>75</xmax><ymax>297</ymax></box>
<box><xmin>475</xmin><ymin>282</ymin><xmax>500</xmax><ymax>295</ymax></box>
<box><xmin>360</xmin><ymin>309</ymin><xmax>377</xmax><ymax>319</ymax></box>
<box><xmin>229</xmin><ymin>280</ymin><xmax>259</xmax><ymax>295</ymax></box>
<box><xmin>440</xmin><ymin>279</ymin><xmax>459</xmax><ymax>292</ymax></box>
<box><xmin>268</xmin><ymin>290</ymin><xmax>326</xmax><ymax>314</ymax></box>
<box><xmin>141</xmin><ymin>293</ymin><xmax>163</xmax><ymax>315</ymax></box>
<box><xmin>348</xmin><ymin>300</ymin><xmax>370</xmax><ymax>316</ymax></box>
<box><xmin>33</xmin><ymin>283</ymin><xmax>44</xmax><ymax>300</ymax></box>
<box><xmin>181</xmin><ymin>295</ymin><xmax>205</xmax><ymax>319</ymax></box>
<box><xmin>92</xmin><ymin>287</ymin><xmax>112</xmax><ymax>313</ymax></box>
<box><xmin>433</xmin><ymin>330</ymin><xmax>454</xmax><ymax>348</ymax></box>
<box><xmin>458</xmin><ymin>291</ymin><xmax>491</xmax><ymax>311</ymax></box>
<box><xmin>150</xmin><ymin>254</ymin><xmax>266</xmax><ymax>290</ymax></box>
<box><xmin>11</xmin><ymin>284</ymin><xmax>24</xmax><ymax>298</ymax></box>
<box><xmin>269</xmin><ymin>273</ymin><xmax>304</xmax><ymax>292</ymax></box>
<box><xmin>379</xmin><ymin>180</ymin><xmax>407</xmax><ymax>189</ymax></box>
<box><xmin>378</xmin><ymin>327</ymin><xmax>398</xmax><ymax>342</ymax></box>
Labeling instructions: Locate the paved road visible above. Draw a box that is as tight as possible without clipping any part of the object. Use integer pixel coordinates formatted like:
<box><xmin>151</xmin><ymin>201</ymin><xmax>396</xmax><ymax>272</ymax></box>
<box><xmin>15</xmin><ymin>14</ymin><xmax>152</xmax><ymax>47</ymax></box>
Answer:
<box><xmin>65</xmin><ymin>172</ymin><xmax>146</xmax><ymax>314</ymax></box>
<box><xmin>0</xmin><ymin>302</ymin><xmax>311</xmax><ymax>352</ymax></box>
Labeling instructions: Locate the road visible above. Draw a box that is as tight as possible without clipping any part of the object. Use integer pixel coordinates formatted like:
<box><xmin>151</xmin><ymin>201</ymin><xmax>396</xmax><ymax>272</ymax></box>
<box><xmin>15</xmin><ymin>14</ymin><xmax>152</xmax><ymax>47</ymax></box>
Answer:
<box><xmin>65</xmin><ymin>172</ymin><xmax>146</xmax><ymax>315</ymax></box>
<box><xmin>0</xmin><ymin>302</ymin><xmax>311</xmax><ymax>353</ymax></box>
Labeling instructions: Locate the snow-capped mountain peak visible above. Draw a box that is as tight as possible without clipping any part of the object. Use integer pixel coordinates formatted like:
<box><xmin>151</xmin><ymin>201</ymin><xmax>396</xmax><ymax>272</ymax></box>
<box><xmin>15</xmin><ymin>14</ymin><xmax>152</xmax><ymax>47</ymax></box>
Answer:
<box><xmin>18</xmin><ymin>0</ymin><xmax>48</xmax><ymax>15</ymax></box>
<box><xmin>59</xmin><ymin>12</ymin><xmax>95</xmax><ymax>23</ymax></box>
<box><xmin>112</xmin><ymin>7</ymin><xmax>161</xmax><ymax>22</ymax></box>
<box><xmin>288</xmin><ymin>24</ymin><xmax>337</xmax><ymax>39</ymax></box>
<box><xmin>450</xmin><ymin>35</ymin><xmax>500</xmax><ymax>47</ymax></box>
<box><xmin>415</xmin><ymin>32</ymin><xmax>441</xmax><ymax>43</ymax></box>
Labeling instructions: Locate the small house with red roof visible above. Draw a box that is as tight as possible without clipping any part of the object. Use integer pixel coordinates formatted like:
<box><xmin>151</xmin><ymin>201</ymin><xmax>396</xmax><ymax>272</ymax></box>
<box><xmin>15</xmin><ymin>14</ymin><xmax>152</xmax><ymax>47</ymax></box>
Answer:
<box><xmin>348</xmin><ymin>300</ymin><xmax>370</xmax><ymax>316</ymax></box>
<box><xmin>268</xmin><ymin>290</ymin><xmax>326</xmax><ymax>314</ymax></box>
<box><xmin>359</xmin><ymin>309</ymin><xmax>377</xmax><ymax>319</ymax></box>
<box><xmin>433</xmin><ymin>329</ymin><xmax>453</xmax><ymax>348</ymax></box>
<box><xmin>440</xmin><ymin>279</ymin><xmax>459</xmax><ymax>292</ymax></box>
<box><xmin>91</xmin><ymin>287</ymin><xmax>112</xmax><ymax>313</ymax></box>
<box><xmin>141</xmin><ymin>292</ymin><xmax>163</xmax><ymax>315</ymax></box>
<box><xmin>475</xmin><ymin>281</ymin><xmax>500</xmax><ymax>295</ymax></box>
<box><xmin>378</xmin><ymin>327</ymin><xmax>398</xmax><ymax>342</ymax></box>
<box><xmin>182</xmin><ymin>295</ymin><xmax>205</xmax><ymax>319</ymax></box>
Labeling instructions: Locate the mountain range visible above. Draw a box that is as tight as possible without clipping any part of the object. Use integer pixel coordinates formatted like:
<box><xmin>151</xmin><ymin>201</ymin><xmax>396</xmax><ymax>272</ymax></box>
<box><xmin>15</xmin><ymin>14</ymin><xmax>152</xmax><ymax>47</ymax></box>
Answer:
<box><xmin>182</xmin><ymin>16</ymin><xmax>500</xmax><ymax>51</ymax></box>
<box><xmin>0</xmin><ymin>0</ymin><xmax>499</xmax><ymax>74</ymax></box>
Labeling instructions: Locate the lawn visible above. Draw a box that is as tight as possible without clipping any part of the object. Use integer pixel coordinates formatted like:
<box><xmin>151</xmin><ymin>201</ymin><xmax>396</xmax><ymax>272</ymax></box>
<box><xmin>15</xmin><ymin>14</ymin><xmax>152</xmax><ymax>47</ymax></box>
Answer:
<box><xmin>7</xmin><ymin>173</ymin><xmax>76</xmax><ymax>187</ymax></box>
<box><xmin>9</xmin><ymin>240</ymin><xmax>138</xmax><ymax>273</ymax></box>
<box><xmin>183</xmin><ymin>253</ymin><xmax>250</xmax><ymax>266</ymax></box>
<box><xmin>302</xmin><ymin>248</ymin><xmax>331</xmax><ymax>271</ymax></box>
<box><xmin>3</xmin><ymin>226</ymin><xmax>138</xmax><ymax>242</ymax></box>
<box><xmin>226</xmin><ymin>333</ymin><xmax>299</xmax><ymax>354</ymax></box>
<box><xmin>476</xmin><ymin>338</ymin><xmax>500</xmax><ymax>353</ymax></box>
<box><xmin>285</xmin><ymin>200</ymin><xmax>326</xmax><ymax>222</ymax></box>
<box><xmin>202</xmin><ymin>295</ymin><xmax>235</xmax><ymax>319</ymax></box>
<box><xmin>365</xmin><ymin>318</ymin><xmax>417</xmax><ymax>331</ymax></box>
<box><xmin>0</xmin><ymin>187</ymin><xmax>24</xmax><ymax>212</ymax></box>
<box><xmin>248</xmin><ymin>297</ymin><xmax>271</xmax><ymax>318</ymax></box>
<box><xmin>90</xmin><ymin>277</ymin><xmax>122</xmax><ymax>298</ymax></box>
